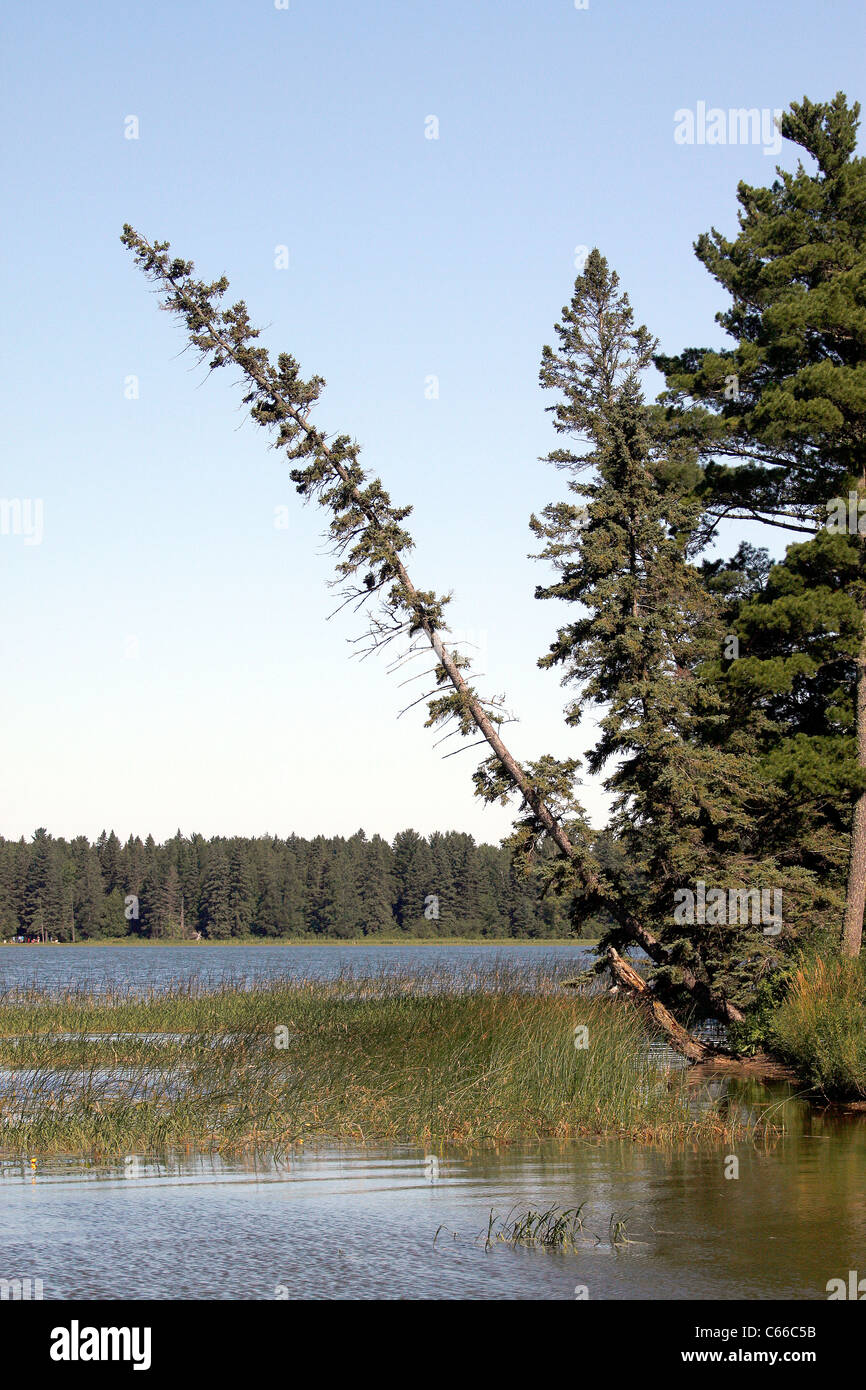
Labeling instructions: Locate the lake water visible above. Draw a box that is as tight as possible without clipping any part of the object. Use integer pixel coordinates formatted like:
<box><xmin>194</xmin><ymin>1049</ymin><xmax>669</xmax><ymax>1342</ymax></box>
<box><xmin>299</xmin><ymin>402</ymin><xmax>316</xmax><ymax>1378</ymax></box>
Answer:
<box><xmin>2</xmin><ymin>1110</ymin><xmax>864</xmax><ymax>1300</ymax></box>
<box><xmin>0</xmin><ymin>942</ymin><xmax>595</xmax><ymax>995</ymax></box>
<box><xmin>0</xmin><ymin>944</ymin><xmax>862</xmax><ymax>1300</ymax></box>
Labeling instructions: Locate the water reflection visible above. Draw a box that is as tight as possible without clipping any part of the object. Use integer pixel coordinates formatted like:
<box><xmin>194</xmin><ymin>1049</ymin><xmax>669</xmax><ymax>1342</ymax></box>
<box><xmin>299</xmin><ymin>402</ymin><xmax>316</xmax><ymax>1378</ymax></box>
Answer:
<box><xmin>1</xmin><ymin>1118</ymin><xmax>863</xmax><ymax>1299</ymax></box>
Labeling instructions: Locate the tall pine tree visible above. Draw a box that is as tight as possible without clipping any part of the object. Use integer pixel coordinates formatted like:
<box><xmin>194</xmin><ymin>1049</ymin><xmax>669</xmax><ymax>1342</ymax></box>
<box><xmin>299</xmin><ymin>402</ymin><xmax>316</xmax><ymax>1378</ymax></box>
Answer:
<box><xmin>657</xmin><ymin>93</ymin><xmax>866</xmax><ymax>954</ymax></box>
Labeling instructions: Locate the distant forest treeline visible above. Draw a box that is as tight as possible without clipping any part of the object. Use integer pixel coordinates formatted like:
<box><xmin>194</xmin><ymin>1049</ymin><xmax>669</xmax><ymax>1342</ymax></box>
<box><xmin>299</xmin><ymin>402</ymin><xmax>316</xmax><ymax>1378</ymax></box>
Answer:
<box><xmin>0</xmin><ymin>828</ymin><xmax>589</xmax><ymax>940</ymax></box>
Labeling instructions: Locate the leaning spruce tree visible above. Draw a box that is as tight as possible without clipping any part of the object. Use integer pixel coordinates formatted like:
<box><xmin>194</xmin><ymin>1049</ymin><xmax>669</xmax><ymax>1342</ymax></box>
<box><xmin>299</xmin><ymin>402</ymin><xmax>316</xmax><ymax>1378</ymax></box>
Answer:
<box><xmin>655</xmin><ymin>93</ymin><xmax>866</xmax><ymax>955</ymax></box>
<box><xmin>120</xmin><ymin>225</ymin><xmax>740</xmax><ymax>1056</ymax></box>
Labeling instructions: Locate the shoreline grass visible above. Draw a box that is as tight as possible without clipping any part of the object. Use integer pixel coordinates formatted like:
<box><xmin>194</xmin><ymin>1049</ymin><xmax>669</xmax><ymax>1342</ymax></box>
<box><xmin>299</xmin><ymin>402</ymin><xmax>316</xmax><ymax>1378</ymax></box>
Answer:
<box><xmin>0</xmin><ymin>965</ymin><xmax>758</xmax><ymax>1157</ymax></box>
<box><xmin>769</xmin><ymin>954</ymin><xmax>866</xmax><ymax>1099</ymax></box>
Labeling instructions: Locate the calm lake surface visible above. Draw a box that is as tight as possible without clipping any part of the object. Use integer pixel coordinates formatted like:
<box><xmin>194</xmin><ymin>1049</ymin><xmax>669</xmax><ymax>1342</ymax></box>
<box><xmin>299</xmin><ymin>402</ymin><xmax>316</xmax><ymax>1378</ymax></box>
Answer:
<box><xmin>0</xmin><ymin>945</ymin><xmax>862</xmax><ymax>1300</ymax></box>
<box><xmin>0</xmin><ymin>942</ymin><xmax>595</xmax><ymax>995</ymax></box>
<box><xmin>2</xmin><ymin>1116</ymin><xmax>864</xmax><ymax>1300</ymax></box>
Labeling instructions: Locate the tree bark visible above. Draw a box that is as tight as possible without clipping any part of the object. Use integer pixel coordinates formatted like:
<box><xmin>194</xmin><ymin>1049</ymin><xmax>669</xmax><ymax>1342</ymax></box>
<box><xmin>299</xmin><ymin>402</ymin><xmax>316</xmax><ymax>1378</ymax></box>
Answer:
<box><xmin>606</xmin><ymin>949</ymin><xmax>717</xmax><ymax>1062</ymax></box>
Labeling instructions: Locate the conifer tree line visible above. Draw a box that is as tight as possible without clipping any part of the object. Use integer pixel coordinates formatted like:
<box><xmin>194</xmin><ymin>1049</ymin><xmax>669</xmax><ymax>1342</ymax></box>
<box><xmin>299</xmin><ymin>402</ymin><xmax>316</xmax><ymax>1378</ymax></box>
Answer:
<box><xmin>119</xmin><ymin>93</ymin><xmax>865</xmax><ymax>1051</ymax></box>
<box><xmin>0</xmin><ymin>828</ymin><xmax>582</xmax><ymax>941</ymax></box>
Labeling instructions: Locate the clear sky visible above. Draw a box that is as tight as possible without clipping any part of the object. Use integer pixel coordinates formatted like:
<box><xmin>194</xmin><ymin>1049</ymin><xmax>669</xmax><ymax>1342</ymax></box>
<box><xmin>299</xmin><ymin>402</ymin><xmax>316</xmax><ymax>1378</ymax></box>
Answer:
<box><xmin>1</xmin><ymin>0</ymin><xmax>863</xmax><ymax>847</ymax></box>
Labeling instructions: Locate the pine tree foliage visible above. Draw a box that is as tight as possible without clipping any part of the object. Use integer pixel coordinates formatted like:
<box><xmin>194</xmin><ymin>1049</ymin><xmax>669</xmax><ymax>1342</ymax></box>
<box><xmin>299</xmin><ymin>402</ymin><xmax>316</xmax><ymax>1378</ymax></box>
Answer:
<box><xmin>709</xmin><ymin>531</ymin><xmax>865</xmax><ymax>937</ymax></box>
<box><xmin>655</xmin><ymin>93</ymin><xmax>866</xmax><ymax>532</ymax></box>
<box><xmin>531</xmin><ymin>253</ymin><xmax>781</xmax><ymax>1011</ymax></box>
<box><xmin>0</xmin><ymin>828</ymin><xmax>571</xmax><ymax>941</ymax></box>
<box><xmin>655</xmin><ymin>93</ymin><xmax>866</xmax><ymax>955</ymax></box>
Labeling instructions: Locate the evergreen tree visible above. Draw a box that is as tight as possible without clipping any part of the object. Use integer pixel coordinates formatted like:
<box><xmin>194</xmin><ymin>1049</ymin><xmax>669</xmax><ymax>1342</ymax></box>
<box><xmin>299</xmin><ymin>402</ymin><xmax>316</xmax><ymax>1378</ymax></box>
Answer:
<box><xmin>392</xmin><ymin>829</ymin><xmax>436</xmax><ymax>930</ymax></box>
<box><xmin>711</xmin><ymin>531</ymin><xmax>864</xmax><ymax>943</ymax></box>
<box><xmin>476</xmin><ymin>844</ymin><xmax>505</xmax><ymax>936</ymax></box>
<box><xmin>255</xmin><ymin>855</ymin><xmax>287</xmax><ymax>936</ymax></box>
<box><xmin>23</xmin><ymin>829</ymin><xmax>65</xmax><ymax>939</ymax></box>
<box><xmin>316</xmin><ymin>843</ymin><xmax>359</xmax><ymax>937</ymax></box>
<box><xmin>141</xmin><ymin>858</ymin><xmax>182</xmax><ymax>938</ymax></box>
<box><xmin>200</xmin><ymin>846</ymin><xmax>232</xmax><ymax>939</ymax></box>
<box><xmin>226</xmin><ymin>841</ymin><xmax>255</xmax><ymax>937</ymax></box>
<box><xmin>428</xmin><ymin>832</ymin><xmax>458</xmax><ymax>929</ymax></box>
<box><xmin>532</xmin><ymin>252</ymin><xmax>774</xmax><ymax>1012</ymax></box>
<box><xmin>656</xmin><ymin>93</ymin><xmax>866</xmax><ymax>954</ymax></box>
<box><xmin>280</xmin><ymin>841</ymin><xmax>308</xmax><ymax>935</ymax></box>
<box><xmin>96</xmin><ymin>829</ymin><xmax>123</xmax><ymax>894</ymax></box>
<box><xmin>450</xmin><ymin>833</ymin><xmax>484</xmax><ymax>932</ymax></box>
<box><xmin>0</xmin><ymin>840</ymin><xmax>23</xmax><ymax>937</ymax></box>
<box><xmin>122</xmin><ymin>835</ymin><xmax>147</xmax><ymax>898</ymax></box>
<box><xmin>69</xmin><ymin>835</ymin><xmax>106</xmax><ymax>939</ymax></box>
<box><xmin>356</xmin><ymin>833</ymin><xmax>397</xmax><ymax>935</ymax></box>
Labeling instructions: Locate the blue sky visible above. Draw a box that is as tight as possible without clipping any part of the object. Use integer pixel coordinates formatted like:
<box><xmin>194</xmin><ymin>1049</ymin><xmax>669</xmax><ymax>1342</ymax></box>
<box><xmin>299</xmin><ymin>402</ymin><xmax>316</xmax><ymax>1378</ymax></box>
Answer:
<box><xmin>1</xmin><ymin>0</ymin><xmax>862</xmax><ymax>846</ymax></box>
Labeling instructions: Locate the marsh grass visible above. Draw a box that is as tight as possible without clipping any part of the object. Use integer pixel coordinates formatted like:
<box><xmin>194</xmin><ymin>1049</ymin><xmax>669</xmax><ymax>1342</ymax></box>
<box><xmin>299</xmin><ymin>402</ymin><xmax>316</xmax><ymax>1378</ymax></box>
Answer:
<box><xmin>769</xmin><ymin>955</ymin><xmax>866</xmax><ymax>1098</ymax></box>
<box><xmin>481</xmin><ymin>1204</ymin><xmax>641</xmax><ymax>1252</ymax></box>
<box><xmin>0</xmin><ymin>964</ymin><xmax>764</xmax><ymax>1155</ymax></box>
<box><xmin>484</xmin><ymin>1204</ymin><xmax>588</xmax><ymax>1250</ymax></box>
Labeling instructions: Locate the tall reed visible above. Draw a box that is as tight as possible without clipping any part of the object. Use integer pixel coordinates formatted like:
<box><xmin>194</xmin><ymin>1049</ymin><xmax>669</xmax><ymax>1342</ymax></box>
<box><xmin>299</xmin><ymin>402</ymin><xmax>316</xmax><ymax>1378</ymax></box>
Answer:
<box><xmin>0</xmin><ymin>965</ymin><xmax>759</xmax><ymax>1154</ymax></box>
<box><xmin>769</xmin><ymin>954</ymin><xmax>866</xmax><ymax>1098</ymax></box>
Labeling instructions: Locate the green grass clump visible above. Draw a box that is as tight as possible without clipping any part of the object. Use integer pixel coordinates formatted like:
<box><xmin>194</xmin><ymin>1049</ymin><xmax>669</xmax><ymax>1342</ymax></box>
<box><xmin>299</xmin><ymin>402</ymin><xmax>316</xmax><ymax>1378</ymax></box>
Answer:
<box><xmin>483</xmin><ymin>1204</ymin><xmax>588</xmax><ymax>1250</ymax></box>
<box><xmin>0</xmin><ymin>965</ymin><xmax>754</xmax><ymax>1155</ymax></box>
<box><xmin>768</xmin><ymin>954</ymin><xmax>866</xmax><ymax>1098</ymax></box>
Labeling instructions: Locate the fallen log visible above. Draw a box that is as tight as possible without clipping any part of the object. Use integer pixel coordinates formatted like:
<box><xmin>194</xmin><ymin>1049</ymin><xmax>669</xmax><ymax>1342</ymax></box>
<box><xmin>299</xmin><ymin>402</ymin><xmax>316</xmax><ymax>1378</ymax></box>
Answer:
<box><xmin>606</xmin><ymin>948</ymin><xmax>725</xmax><ymax>1064</ymax></box>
